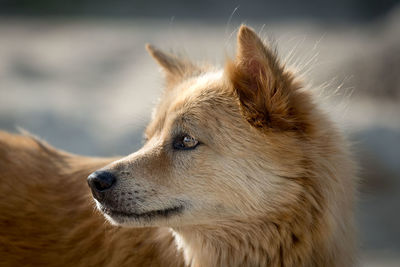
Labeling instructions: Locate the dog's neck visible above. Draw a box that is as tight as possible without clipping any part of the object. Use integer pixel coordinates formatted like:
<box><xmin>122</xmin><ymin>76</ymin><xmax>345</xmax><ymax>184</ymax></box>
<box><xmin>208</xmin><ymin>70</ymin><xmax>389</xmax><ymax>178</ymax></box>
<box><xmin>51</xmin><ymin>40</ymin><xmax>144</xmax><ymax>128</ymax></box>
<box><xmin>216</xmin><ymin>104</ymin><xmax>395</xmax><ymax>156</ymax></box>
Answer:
<box><xmin>172</xmin><ymin>219</ymin><xmax>302</xmax><ymax>266</ymax></box>
<box><xmin>171</xmin><ymin>213</ymin><xmax>352</xmax><ymax>267</ymax></box>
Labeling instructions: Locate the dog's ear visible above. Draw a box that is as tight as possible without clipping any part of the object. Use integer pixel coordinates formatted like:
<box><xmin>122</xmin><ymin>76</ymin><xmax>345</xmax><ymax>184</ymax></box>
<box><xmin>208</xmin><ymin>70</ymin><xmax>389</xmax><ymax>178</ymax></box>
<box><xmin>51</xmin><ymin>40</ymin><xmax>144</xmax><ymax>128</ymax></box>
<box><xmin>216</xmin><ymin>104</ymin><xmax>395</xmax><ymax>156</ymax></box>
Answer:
<box><xmin>146</xmin><ymin>44</ymin><xmax>198</xmax><ymax>86</ymax></box>
<box><xmin>226</xmin><ymin>25</ymin><xmax>311</xmax><ymax>132</ymax></box>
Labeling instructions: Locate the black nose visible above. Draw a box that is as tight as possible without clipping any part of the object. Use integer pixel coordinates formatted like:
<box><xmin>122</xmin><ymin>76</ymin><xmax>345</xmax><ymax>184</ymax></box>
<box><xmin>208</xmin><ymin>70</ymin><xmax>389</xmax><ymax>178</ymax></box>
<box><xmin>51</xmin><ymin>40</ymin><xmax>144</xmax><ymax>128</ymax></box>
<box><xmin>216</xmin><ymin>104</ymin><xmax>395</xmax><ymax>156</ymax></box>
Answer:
<box><xmin>87</xmin><ymin>171</ymin><xmax>116</xmax><ymax>192</ymax></box>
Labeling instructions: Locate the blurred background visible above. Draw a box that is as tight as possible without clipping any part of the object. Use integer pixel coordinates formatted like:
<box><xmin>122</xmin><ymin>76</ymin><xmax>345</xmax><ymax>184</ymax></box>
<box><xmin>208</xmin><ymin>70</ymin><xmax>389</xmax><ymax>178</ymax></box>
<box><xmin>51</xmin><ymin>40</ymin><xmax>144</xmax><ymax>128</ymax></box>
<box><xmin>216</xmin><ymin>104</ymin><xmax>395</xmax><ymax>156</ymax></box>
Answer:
<box><xmin>0</xmin><ymin>0</ymin><xmax>399</xmax><ymax>265</ymax></box>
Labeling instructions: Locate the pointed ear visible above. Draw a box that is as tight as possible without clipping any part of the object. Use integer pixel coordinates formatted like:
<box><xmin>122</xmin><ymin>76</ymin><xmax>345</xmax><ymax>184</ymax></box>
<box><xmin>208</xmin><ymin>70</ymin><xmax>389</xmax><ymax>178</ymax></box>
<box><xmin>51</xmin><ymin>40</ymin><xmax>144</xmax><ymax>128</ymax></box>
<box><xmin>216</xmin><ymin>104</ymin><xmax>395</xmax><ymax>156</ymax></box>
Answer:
<box><xmin>226</xmin><ymin>25</ymin><xmax>310</xmax><ymax>132</ymax></box>
<box><xmin>146</xmin><ymin>44</ymin><xmax>198</xmax><ymax>86</ymax></box>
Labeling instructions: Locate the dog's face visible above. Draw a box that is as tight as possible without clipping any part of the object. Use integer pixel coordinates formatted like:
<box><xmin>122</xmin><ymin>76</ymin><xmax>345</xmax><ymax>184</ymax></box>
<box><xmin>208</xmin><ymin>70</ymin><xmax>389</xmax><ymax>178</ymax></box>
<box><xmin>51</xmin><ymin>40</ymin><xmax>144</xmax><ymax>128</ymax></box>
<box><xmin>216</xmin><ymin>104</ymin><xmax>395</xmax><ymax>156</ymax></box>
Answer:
<box><xmin>88</xmin><ymin>26</ymin><xmax>315</xmax><ymax>227</ymax></box>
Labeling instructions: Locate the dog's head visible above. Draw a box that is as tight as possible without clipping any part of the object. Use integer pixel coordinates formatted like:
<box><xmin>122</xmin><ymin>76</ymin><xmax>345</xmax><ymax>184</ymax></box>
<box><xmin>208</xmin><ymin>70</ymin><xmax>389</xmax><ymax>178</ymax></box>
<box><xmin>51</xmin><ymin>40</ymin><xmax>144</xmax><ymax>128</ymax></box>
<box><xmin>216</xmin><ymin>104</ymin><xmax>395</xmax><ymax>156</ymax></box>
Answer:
<box><xmin>88</xmin><ymin>25</ymin><xmax>318</xmax><ymax>227</ymax></box>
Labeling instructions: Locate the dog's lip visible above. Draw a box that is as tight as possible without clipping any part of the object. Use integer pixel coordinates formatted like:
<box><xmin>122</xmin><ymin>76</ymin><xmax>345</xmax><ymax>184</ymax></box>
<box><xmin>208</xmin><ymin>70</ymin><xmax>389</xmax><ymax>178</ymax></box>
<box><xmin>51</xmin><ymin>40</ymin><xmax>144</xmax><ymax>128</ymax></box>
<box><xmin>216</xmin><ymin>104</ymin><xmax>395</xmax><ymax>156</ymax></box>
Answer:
<box><xmin>99</xmin><ymin>204</ymin><xmax>184</xmax><ymax>219</ymax></box>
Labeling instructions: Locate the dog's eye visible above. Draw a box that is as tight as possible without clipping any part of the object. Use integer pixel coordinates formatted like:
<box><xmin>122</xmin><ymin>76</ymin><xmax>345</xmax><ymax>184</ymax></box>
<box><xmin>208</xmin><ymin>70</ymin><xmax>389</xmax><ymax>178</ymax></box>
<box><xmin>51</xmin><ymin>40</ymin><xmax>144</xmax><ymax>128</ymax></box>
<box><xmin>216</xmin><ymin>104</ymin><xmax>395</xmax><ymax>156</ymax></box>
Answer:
<box><xmin>173</xmin><ymin>135</ymin><xmax>199</xmax><ymax>150</ymax></box>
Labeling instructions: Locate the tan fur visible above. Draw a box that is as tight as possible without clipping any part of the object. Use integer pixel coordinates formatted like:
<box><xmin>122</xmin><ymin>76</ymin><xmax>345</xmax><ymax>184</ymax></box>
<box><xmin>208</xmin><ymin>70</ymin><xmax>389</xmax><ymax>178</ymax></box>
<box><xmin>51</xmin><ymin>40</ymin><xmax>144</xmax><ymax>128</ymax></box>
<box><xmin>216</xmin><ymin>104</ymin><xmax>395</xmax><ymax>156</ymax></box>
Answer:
<box><xmin>0</xmin><ymin>25</ymin><xmax>357</xmax><ymax>266</ymax></box>
<box><xmin>0</xmin><ymin>131</ymin><xmax>185</xmax><ymax>266</ymax></box>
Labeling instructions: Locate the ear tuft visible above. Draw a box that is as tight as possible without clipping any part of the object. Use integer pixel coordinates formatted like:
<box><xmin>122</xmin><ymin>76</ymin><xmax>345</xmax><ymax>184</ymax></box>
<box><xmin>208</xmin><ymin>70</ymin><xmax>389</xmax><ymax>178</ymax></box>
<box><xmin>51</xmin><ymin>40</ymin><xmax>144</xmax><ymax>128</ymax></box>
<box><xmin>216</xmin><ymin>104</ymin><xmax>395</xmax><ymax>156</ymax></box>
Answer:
<box><xmin>145</xmin><ymin>44</ymin><xmax>182</xmax><ymax>74</ymax></box>
<box><xmin>226</xmin><ymin>25</ymin><xmax>312</xmax><ymax>132</ymax></box>
<box><xmin>145</xmin><ymin>44</ymin><xmax>198</xmax><ymax>86</ymax></box>
<box><xmin>236</xmin><ymin>25</ymin><xmax>280</xmax><ymax>80</ymax></box>
<box><xmin>237</xmin><ymin>25</ymin><xmax>267</xmax><ymax>61</ymax></box>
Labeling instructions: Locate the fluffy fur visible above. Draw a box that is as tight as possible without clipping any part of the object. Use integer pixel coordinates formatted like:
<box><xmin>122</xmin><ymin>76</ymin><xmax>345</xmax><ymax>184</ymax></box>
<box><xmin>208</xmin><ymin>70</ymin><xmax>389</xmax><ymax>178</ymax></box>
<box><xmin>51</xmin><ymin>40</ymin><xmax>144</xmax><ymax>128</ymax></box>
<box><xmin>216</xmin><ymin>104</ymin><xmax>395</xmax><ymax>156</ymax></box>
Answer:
<box><xmin>0</xmin><ymin>131</ymin><xmax>184</xmax><ymax>266</ymax></box>
<box><xmin>0</xmin><ymin>25</ymin><xmax>357</xmax><ymax>266</ymax></box>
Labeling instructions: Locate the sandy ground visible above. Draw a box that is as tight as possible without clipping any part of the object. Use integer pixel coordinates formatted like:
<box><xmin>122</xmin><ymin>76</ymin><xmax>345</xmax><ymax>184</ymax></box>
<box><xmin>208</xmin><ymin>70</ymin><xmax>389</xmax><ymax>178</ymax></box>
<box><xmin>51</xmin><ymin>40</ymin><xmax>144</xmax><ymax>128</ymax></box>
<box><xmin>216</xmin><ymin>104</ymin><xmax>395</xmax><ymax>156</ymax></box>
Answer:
<box><xmin>0</xmin><ymin>9</ymin><xmax>399</xmax><ymax>266</ymax></box>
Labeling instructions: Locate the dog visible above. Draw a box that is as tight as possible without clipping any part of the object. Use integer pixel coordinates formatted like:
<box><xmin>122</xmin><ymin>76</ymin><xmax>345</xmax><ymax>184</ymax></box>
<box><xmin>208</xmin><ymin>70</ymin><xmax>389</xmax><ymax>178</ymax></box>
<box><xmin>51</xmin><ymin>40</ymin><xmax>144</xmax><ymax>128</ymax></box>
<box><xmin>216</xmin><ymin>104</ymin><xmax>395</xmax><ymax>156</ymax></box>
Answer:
<box><xmin>0</xmin><ymin>25</ymin><xmax>357</xmax><ymax>266</ymax></box>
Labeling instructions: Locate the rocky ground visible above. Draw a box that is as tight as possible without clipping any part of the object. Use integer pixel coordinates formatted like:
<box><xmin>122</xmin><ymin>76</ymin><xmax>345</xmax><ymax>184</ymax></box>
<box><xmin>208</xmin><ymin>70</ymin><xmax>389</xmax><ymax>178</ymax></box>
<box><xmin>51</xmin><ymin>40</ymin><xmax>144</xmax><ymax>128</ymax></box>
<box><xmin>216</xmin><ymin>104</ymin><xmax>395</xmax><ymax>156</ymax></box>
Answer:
<box><xmin>0</xmin><ymin>8</ymin><xmax>399</xmax><ymax>265</ymax></box>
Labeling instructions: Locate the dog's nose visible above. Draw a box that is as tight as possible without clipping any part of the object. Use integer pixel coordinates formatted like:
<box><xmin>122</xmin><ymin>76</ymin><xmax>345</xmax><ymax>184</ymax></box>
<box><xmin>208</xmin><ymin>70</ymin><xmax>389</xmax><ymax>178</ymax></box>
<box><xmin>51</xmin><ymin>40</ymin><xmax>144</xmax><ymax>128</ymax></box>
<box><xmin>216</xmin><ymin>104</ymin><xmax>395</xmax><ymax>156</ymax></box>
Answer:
<box><xmin>87</xmin><ymin>171</ymin><xmax>116</xmax><ymax>192</ymax></box>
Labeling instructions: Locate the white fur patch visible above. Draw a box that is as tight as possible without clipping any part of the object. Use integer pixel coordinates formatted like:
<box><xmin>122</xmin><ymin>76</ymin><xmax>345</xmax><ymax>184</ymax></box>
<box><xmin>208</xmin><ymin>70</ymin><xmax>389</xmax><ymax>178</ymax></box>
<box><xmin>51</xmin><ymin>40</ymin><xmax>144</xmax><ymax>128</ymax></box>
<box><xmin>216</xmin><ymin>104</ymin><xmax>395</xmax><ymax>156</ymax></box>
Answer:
<box><xmin>193</xmin><ymin>70</ymin><xmax>223</xmax><ymax>88</ymax></box>
<box><xmin>170</xmin><ymin>229</ymin><xmax>191</xmax><ymax>264</ymax></box>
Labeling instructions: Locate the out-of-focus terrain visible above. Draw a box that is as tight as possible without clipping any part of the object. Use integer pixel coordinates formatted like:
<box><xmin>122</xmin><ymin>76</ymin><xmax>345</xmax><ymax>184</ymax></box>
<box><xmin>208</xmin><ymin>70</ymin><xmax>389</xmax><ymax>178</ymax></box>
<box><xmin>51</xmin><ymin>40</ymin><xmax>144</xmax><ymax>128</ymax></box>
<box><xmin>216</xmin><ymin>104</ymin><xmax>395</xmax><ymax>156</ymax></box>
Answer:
<box><xmin>0</xmin><ymin>5</ymin><xmax>399</xmax><ymax>266</ymax></box>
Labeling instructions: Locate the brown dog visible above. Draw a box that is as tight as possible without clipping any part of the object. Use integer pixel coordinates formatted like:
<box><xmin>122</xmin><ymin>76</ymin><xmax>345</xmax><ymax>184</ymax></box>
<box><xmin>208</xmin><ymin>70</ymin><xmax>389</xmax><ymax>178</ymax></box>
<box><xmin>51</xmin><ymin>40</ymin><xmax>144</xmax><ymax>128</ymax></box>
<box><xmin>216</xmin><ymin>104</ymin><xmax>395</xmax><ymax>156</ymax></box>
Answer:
<box><xmin>0</xmin><ymin>25</ymin><xmax>357</xmax><ymax>266</ymax></box>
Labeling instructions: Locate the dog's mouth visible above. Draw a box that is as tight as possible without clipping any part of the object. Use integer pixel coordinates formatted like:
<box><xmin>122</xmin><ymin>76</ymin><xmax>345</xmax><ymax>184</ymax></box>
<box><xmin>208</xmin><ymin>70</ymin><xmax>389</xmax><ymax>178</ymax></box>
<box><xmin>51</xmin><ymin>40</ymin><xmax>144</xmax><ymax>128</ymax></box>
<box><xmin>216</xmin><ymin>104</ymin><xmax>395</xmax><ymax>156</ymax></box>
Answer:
<box><xmin>99</xmin><ymin>204</ymin><xmax>184</xmax><ymax>220</ymax></box>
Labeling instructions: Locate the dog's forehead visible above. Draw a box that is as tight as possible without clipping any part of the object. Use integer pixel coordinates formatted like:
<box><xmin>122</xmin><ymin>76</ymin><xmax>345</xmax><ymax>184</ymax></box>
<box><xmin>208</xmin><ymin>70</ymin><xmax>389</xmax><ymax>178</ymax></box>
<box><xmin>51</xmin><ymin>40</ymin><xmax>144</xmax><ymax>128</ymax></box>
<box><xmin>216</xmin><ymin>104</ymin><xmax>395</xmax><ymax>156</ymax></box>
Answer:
<box><xmin>186</xmin><ymin>70</ymin><xmax>224</xmax><ymax>92</ymax></box>
<box><xmin>146</xmin><ymin>70</ymin><xmax>232</xmax><ymax>136</ymax></box>
<box><xmin>155</xmin><ymin>70</ymin><xmax>226</xmax><ymax>113</ymax></box>
<box><xmin>172</xmin><ymin>70</ymin><xmax>225</xmax><ymax>109</ymax></box>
